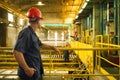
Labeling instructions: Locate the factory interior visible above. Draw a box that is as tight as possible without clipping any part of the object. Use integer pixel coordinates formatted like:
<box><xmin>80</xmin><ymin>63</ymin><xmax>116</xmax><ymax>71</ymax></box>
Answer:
<box><xmin>0</xmin><ymin>0</ymin><xmax>120</xmax><ymax>80</ymax></box>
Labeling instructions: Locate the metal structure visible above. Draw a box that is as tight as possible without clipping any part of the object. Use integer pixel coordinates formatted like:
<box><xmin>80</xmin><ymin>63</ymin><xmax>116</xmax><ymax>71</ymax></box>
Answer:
<box><xmin>0</xmin><ymin>45</ymin><xmax>120</xmax><ymax>80</ymax></box>
<box><xmin>0</xmin><ymin>0</ymin><xmax>120</xmax><ymax>80</ymax></box>
<box><xmin>0</xmin><ymin>0</ymin><xmax>85</xmax><ymax>24</ymax></box>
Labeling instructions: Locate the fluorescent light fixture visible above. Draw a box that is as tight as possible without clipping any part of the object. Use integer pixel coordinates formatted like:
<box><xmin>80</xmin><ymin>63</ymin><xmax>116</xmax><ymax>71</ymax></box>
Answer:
<box><xmin>8</xmin><ymin>13</ymin><xmax>13</xmax><ymax>22</ymax></box>
<box><xmin>82</xmin><ymin>2</ymin><xmax>88</xmax><ymax>9</ymax></box>
<box><xmin>75</xmin><ymin>0</ymin><xmax>89</xmax><ymax>19</ymax></box>
<box><xmin>8</xmin><ymin>23</ymin><xmax>13</xmax><ymax>27</ymax></box>
<box><xmin>75</xmin><ymin>15</ymin><xmax>79</xmax><ymax>19</ymax></box>
<box><xmin>55</xmin><ymin>31</ymin><xmax>58</xmax><ymax>41</ymax></box>
<box><xmin>78</xmin><ymin>8</ymin><xmax>83</xmax><ymax>13</ymax></box>
<box><xmin>65</xmin><ymin>18</ymin><xmax>73</xmax><ymax>23</ymax></box>
<box><xmin>20</xmin><ymin>18</ymin><xmax>24</xmax><ymax>25</ymax></box>
<box><xmin>0</xmin><ymin>22</ymin><xmax>3</xmax><ymax>23</ymax></box>
<box><xmin>86</xmin><ymin>0</ymin><xmax>90</xmax><ymax>1</ymax></box>
<box><xmin>61</xmin><ymin>32</ymin><xmax>64</xmax><ymax>41</ymax></box>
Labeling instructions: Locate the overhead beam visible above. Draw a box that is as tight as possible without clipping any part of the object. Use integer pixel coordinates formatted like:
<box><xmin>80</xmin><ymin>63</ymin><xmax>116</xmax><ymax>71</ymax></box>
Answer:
<box><xmin>0</xmin><ymin>1</ymin><xmax>26</xmax><ymax>18</ymax></box>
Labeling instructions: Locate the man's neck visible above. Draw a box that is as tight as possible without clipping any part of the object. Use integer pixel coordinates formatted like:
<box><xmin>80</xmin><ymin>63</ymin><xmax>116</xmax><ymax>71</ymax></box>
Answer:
<box><xmin>30</xmin><ymin>24</ymin><xmax>38</xmax><ymax>31</ymax></box>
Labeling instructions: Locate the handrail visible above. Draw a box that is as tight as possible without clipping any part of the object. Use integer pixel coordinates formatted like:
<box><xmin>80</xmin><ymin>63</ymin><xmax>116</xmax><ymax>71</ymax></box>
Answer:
<box><xmin>1</xmin><ymin>47</ymin><xmax>120</xmax><ymax>50</ymax></box>
<box><xmin>0</xmin><ymin>73</ymin><xmax>120</xmax><ymax>77</ymax></box>
<box><xmin>96</xmin><ymin>42</ymin><xmax>120</xmax><ymax>47</ymax></box>
<box><xmin>44</xmin><ymin>74</ymin><xmax>120</xmax><ymax>76</ymax></box>
<box><xmin>97</xmin><ymin>55</ymin><xmax>120</xmax><ymax>68</ymax></box>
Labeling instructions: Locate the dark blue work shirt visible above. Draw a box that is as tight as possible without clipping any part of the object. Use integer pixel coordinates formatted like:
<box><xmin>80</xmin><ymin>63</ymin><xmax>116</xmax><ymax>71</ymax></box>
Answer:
<box><xmin>14</xmin><ymin>26</ymin><xmax>44</xmax><ymax>78</ymax></box>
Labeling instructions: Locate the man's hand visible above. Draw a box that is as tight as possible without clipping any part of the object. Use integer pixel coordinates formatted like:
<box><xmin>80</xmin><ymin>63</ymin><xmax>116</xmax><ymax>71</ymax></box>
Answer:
<box><xmin>24</xmin><ymin>67</ymin><xmax>36</xmax><ymax>77</ymax></box>
<box><xmin>52</xmin><ymin>46</ymin><xmax>61</xmax><ymax>55</ymax></box>
<box><xmin>13</xmin><ymin>50</ymin><xmax>36</xmax><ymax>78</ymax></box>
<box><xmin>40</xmin><ymin>43</ymin><xmax>61</xmax><ymax>55</ymax></box>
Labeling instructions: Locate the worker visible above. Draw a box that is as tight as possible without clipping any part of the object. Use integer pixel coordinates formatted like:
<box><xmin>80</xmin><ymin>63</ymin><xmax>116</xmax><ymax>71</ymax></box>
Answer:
<box><xmin>63</xmin><ymin>42</ymin><xmax>70</xmax><ymax>62</ymax></box>
<box><xmin>13</xmin><ymin>7</ymin><xmax>60</xmax><ymax>80</ymax></box>
<box><xmin>70</xmin><ymin>32</ymin><xmax>79</xmax><ymax>41</ymax></box>
<box><xmin>74</xmin><ymin>32</ymin><xmax>78</xmax><ymax>41</ymax></box>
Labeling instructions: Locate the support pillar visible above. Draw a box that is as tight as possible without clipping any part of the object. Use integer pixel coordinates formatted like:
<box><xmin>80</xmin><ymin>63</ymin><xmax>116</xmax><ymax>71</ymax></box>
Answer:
<box><xmin>0</xmin><ymin>8</ymin><xmax>8</xmax><ymax>47</ymax></box>
<box><xmin>116</xmin><ymin>0</ymin><xmax>120</xmax><ymax>79</ymax></box>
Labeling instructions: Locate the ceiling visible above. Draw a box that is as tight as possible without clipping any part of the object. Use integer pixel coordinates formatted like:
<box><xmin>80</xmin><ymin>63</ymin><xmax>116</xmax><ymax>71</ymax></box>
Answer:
<box><xmin>0</xmin><ymin>0</ymin><xmax>114</xmax><ymax>30</ymax></box>
<box><xmin>1</xmin><ymin>0</ymin><xmax>85</xmax><ymax>25</ymax></box>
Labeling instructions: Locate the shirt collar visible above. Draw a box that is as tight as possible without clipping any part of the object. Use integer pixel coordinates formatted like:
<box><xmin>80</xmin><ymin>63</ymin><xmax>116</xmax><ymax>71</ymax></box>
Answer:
<box><xmin>28</xmin><ymin>26</ymin><xmax>36</xmax><ymax>34</ymax></box>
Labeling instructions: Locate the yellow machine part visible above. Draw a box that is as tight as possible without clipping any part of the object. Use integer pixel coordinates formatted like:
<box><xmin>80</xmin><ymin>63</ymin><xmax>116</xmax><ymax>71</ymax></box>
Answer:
<box><xmin>70</xmin><ymin>41</ymin><xmax>93</xmax><ymax>73</ymax></box>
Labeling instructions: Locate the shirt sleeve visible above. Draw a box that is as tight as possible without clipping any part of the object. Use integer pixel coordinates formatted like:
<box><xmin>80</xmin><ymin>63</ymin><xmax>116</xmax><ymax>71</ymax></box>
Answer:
<box><xmin>38</xmin><ymin>39</ymin><xmax>43</xmax><ymax>46</ymax></box>
<box><xmin>14</xmin><ymin>31</ymin><xmax>29</xmax><ymax>54</ymax></box>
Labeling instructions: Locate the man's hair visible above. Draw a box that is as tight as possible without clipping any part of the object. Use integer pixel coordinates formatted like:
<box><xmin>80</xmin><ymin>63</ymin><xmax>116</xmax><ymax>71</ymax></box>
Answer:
<box><xmin>29</xmin><ymin>18</ymin><xmax>40</xmax><ymax>23</ymax></box>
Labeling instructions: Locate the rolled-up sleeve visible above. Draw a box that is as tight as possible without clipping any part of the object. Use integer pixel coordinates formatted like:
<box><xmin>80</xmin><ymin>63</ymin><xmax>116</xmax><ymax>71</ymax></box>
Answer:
<box><xmin>38</xmin><ymin>39</ymin><xmax>42</xmax><ymax>46</ymax></box>
<box><xmin>14</xmin><ymin>31</ymin><xmax>29</xmax><ymax>54</ymax></box>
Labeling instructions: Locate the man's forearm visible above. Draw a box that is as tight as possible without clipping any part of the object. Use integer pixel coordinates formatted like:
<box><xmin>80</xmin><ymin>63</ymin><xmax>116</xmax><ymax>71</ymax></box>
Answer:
<box><xmin>13</xmin><ymin>50</ymin><xmax>29</xmax><ymax>71</ymax></box>
<box><xmin>41</xmin><ymin>43</ymin><xmax>60</xmax><ymax>55</ymax></box>
<box><xmin>41</xmin><ymin>43</ymin><xmax>54</xmax><ymax>49</ymax></box>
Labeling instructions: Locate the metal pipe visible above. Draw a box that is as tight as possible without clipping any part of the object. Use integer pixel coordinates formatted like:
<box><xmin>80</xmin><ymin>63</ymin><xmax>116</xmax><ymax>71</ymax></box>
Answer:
<box><xmin>1</xmin><ymin>47</ymin><xmax>120</xmax><ymax>50</ymax></box>
<box><xmin>106</xmin><ymin>2</ymin><xmax>110</xmax><ymax>34</ymax></box>
<box><xmin>117</xmin><ymin>0</ymin><xmax>120</xmax><ymax>79</ymax></box>
<box><xmin>100</xmin><ymin>4</ymin><xmax>103</xmax><ymax>34</ymax></box>
<box><xmin>92</xmin><ymin>3</ymin><xmax>96</xmax><ymax>47</ymax></box>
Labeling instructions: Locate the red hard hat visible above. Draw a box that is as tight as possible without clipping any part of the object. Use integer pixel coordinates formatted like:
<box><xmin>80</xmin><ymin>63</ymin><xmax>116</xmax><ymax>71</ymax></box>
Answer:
<box><xmin>27</xmin><ymin>7</ymin><xmax>43</xmax><ymax>19</ymax></box>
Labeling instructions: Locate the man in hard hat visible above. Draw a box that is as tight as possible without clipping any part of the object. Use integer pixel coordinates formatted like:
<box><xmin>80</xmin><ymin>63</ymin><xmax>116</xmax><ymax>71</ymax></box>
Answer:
<box><xmin>13</xmin><ymin>7</ymin><xmax>60</xmax><ymax>80</ymax></box>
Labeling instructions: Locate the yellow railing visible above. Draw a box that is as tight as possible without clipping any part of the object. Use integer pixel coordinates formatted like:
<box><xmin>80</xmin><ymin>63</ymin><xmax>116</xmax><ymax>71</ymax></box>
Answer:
<box><xmin>80</xmin><ymin>34</ymin><xmax>115</xmax><ymax>45</ymax></box>
<box><xmin>70</xmin><ymin>40</ymin><xmax>120</xmax><ymax>80</ymax></box>
<box><xmin>0</xmin><ymin>46</ymin><xmax>120</xmax><ymax>80</ymax></box>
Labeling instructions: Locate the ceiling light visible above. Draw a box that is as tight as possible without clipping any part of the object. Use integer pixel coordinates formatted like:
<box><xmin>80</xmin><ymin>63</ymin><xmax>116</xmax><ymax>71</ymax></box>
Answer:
<box><xmin>65</xmin><ymin>18</ymin><xmax>73</xmax><ymax>23</ymax></box>
<box><xmin>9</xmin><ymin>23</ymin><xmax>14</xmax><ymax>27</ymax></box>
<box><xmin>20</xmin><ymin>18</ymin><xmax>24</xmax><ymax>25</ymax></box>
<box><xmin>0</xmin><ymin>22</ymin><xmax>3</xmax><ymax>23</ymax></box>
<box><xmin>8</xmin><ymin>13</ymin><xmax>14</xmax><ymax>22</ymax></box>
<box><xmin>78</xmin><ymin>8</ymin><xmax>83</xmax><ymax>13</ymax></box>
<box><xmin>86</xmin><ymin>0</ymin><xmax>90</xmax><ymax>1</ymax></box>
<box><xmin>37</xmin><ymin>1</ymin><xmax>45</xmax><ymax>6</ymax></box>
<box><xmin>82</xmin><ymin>2</ymin><xmax>88</xmax><ymax>9</ymax></box>
<box><xmin>75</xmin><ymin>15</ymin><xmax>79</xmax><ymax>19</ymax></box>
